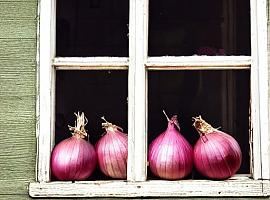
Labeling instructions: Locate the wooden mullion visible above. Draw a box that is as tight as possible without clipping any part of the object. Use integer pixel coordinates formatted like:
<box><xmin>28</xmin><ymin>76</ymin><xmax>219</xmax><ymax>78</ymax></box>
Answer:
<box><xmin>127</xmin><ymin>0</ymin><xmax>148</xmax><ymax>182</ymax></box>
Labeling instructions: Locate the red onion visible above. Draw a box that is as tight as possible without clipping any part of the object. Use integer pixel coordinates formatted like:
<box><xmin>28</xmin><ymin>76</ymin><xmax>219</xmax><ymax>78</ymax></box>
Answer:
<box><xmin>193</xmin><ymin>116</ymin><xmax>242</xmax><ymax>180</ymax></box>
<box><xmin>148</xmin><ymin>111</ymin><xmax>193</xmax><ymax>180</ymax></box>
<box><xmin>51</xmin><ymin>112</ymin><xmax>97</xmax><ymax>181</ymax></box>
<box><xmin>95</xmin><ymin>117</ymin><xmax>128</xmax><ymax>179</ymax></box>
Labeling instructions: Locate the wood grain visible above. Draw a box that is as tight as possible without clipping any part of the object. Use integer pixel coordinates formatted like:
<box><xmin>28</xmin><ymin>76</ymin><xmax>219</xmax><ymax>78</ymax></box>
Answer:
<box><xmin>0</xmin><ymin>39</ymin><xmax>36</xmax><ymax>60</ymax></box>
<box><xmin>2</xmin><ymin>195</ymin><xmax>269</xmax><ymax>200</ymax></box>
<box><xmin>0</xmin><ymin>20</ymin><xmax>36</xmax><ymax>39</ymax></box>
<box><xmin>0</xmin><ymin>1</ymin><xmax>37</xmax><ymax>19</ymax></box>
<box><xmin>146</xmin><ymin>56</ymin><xmax>251</xmax><ymax>69</ymax></box>
<box><xmin>0</xmin><ymin>1</ymin><xmax>37</xmax><ymax>196</ymax></box>
<box><xmin>29</xmin><ymin>180</ymin><xmax>267</xmax><ymax>197</ymax></box>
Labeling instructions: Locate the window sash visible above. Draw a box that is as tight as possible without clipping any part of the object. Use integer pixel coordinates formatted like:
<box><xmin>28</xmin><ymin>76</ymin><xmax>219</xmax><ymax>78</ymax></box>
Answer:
<box><xmin>35</xmin><ymin>0</ymin><xmax>269</xmax><ymax>191</ymax></box>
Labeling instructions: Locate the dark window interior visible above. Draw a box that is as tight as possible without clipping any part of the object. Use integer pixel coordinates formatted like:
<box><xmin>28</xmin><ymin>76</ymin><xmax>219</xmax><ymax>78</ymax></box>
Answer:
<box><xmin>149</xmin><ymin>0</ymin><xmax>250</xmax><ymax>56</ymax></box>
<box><xmin>148</xmin><ymin>70</ymin><xmax>250</xmax><ymax>179</ymax></box>
<box><xmin>55</xmin><ymin>70</ymin><xmax>128</xmax><ymax>180</ymax></box>
<box><xmin>56</xmin><ymin>0</ymin><xmax>129</xmax><ymax>56</ymax></box>
<box><xmin>55</xmin><ymin>70</ymin><xmax>128</xmax><ymax>145</ymax></box>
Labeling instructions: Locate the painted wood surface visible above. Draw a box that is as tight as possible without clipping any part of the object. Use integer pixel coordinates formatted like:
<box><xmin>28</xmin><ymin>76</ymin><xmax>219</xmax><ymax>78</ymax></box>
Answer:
<box><xmin>0</xmin><ymin>1</ymin><xmax>37</xmax><ymax>19</ymax></box>
<box><xmin>37</xmin><ymin>0</ymin><xmax>56</xmax><ymax>183</ymax></box>
<box><xmin>29</xmin><ymin>179</ymin><xmax>267</xmax><ymax>197</ymax></box>
<box><xmin>127</xmin><ymin>0</ymin><xmax>148</xmax><ymax>182</ymax></box>
<box><xmin>0</xmin><ymin>20</ymin><xmax>36</xmax><ymax>38</ymax></box>
<box><xmin>0</xmin><ymin>0</ymin><xmax>37</xmax><ymax>198</ymax></box>
<box><xmin>147</xmin><ymin>56</ymin><xmax>251</xmax><ymax>69</ymax></box>
<box><xmin>253</xmin><ymin>0</ymin><xmax>270</xmax><ymax>180</ymax></box>
<box><xmin>0</xmin><ymin>45</ymin><xmax>36</xmax><ymax>194</ymax></box>
<box><xmin>2</xmin><ymin>196</ymin><xmax>270</xmax><ymax>200</ymax></box>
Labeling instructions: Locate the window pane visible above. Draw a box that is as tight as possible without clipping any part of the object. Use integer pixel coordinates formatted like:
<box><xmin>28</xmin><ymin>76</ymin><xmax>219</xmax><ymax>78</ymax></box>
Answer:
<box><xmin>55</xmin><ymin>70</ymin><xmax>128</xmax><ymax>180</ymax></box>
<box><xmin>56</xmin><ymin>0</ymin><xmax>129</xmax><ymax>56</ymax></box>
<box><xmin>148</xmin><ymin>70</ymin><xmax>250</xmax><ymax>179</ymax></box>
<box><xmin>148</xmin><ymin>0</ymin><xmax>250</xmax><ymax>56</ymax></box>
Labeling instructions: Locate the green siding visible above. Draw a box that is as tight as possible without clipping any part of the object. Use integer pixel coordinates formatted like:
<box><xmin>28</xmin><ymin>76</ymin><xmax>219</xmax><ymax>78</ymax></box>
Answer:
<box><xmin>0</xmin><ymin>20</ymin><xmax>37</xmax><ymax>38</ymax></box>
<box><xmin>0</xmin><ymin>0</ymin><xmax>37</xmax><ymax>198</ymax></box>
<box><xmin>0</xmin><ymin>1</ymin><xmax>37</xmax><ymax>19</ymax></box>
<box><xmin>0</xmin><ymin>0</ymin><xmax>269</xmax><ymax>200</ymax></box>
<box><xmin>0</xmin><ymin>39</ymin><xmax>36</xmax><ymax>60</ymax></box>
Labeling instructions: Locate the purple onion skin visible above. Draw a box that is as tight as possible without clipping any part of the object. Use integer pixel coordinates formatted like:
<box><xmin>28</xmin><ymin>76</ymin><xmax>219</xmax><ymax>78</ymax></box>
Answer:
<box><xmin>96</xmin><ymin>129</ymin><xmax>128</xmax><ymax>179</ymax></box>
<box><xmin>148</xmin><ymin>121</ymin><xmax>193</xmax><ymax>180</ymax></box>
<box><xmin>194</xmin><ymin>131</ymin><xmax>242</xmax><ymax>180</ymax></box>
<box><xmin>51</xmin><ymin>136</ymin><xmax>97</xmax><ymax>181</ymax></box>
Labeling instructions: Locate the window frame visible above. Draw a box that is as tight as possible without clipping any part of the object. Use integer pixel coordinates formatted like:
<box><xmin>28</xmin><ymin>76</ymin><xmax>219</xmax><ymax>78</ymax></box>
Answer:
<box><xmin>29</xmin><ymin>0</ymin><xmax>270</xmax><ymax>197</ymax></box>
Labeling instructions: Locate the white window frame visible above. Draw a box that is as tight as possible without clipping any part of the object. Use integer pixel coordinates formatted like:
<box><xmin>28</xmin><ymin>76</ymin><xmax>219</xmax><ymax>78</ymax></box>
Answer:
<box><xmin>29</xmin><ymin>0</ymin><xmax>270</xmax><ymax>197</ymax></box>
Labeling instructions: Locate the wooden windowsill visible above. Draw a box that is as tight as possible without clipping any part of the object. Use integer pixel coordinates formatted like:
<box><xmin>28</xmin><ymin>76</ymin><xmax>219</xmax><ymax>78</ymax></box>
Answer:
<box><xmin>29</xmin><ymin>178</ymin><xmax>270</xmax><ymax>198</ymax></box>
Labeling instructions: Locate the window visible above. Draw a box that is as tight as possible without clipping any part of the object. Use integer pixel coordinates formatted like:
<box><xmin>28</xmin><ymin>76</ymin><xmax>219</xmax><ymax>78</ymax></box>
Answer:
<box><xmin>29</xmin><ymin>0</ymin><xmax>270</xmax><ymax>197</ymax></box>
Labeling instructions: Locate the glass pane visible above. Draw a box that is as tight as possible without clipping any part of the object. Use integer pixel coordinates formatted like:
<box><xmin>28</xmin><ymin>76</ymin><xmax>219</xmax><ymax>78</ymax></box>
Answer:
<box><xmin>55</xmin><ymin>70</ymin><xmax>128</xmax><ymax>180</ymax></box>
<box><xmin>148</xmin><ymin>70</ymin><xmax>250</xmax><ymax>179</ymax></box>
<box><xmin>56</xmin><ymin>0</ymin><xmax>129</xmax><ymax>56</ymax></box>
<box><xmin>148</xmin><ymin>0</ymin><xmax>250</xmax><ymax>56</ymax></box>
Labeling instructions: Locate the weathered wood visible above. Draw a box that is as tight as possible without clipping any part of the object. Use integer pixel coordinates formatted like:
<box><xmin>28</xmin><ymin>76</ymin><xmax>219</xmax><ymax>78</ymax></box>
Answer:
<box><xmin>54</xmin><ymin>57</ymin><xmax>129</xmax><ymax>69</ymax></box>
<box><xmin>254</xmin><ymin>0</ymin><xmax>270</xmax><ymax>180</ymax></box>
<box><xmin>250</xmin><ymin>0</ymin><xmax>266</xmax><ymax>180</ymax></box>
<box><xmin>0</xmin><ymin>39</ymin><xmax>36</xmax><ymax>60</ymax></box>
<box><xmin>0</xmin><ymin>95</ymin><xmax>36</xmax><ymax>194</ymax></box>
<box><xmin>147</xmin><ymin>65</ymin><xmax>250</xmax><ymax>70</ymax></box>
<box><xmin>3</xmin><ymin>195</ymin><xmax>270</xmax><ymax>200</ymax></box>
<box><xmin>0</xmin><ymin>74</ymin><xmax>36</xmax><ymax>96</ymax></box>
<box><xmin>263</xmin><ymin>180</ymin><xmax>270</xmax><ymax>196</ymax></box>
<box><xmin>0</xmin><ymin>2</ymin><xmax>37</xmax><ymax>19</ymax></box>
<box><xmin>36</xmin><ymin>0</ymin><xmax>56</xmax><ymax>182</ymax></box>
<box><xmin>0</xmin><ymin>181</ymin><xmax>31</xmax><ymax>195</ymax></box>
<box><xmin>146</xmin><ymin>56</ymin><xmax>251</xmax><ymax>69</ymax></box>
<box><xmin>0</xmin><ymin>195</ymin><xmax>31</xmax><ymax>200</ymax></box>
<box><xmin>127</xmin><ymin>0</ymin><xmax>148</xmax><ymax>182</ymax></box>
<box><xmin>29</xmin><ymin>180</ymin><xmax>267</xmax><ymax>197</ymax></box>
<box><xmin>0</xmin><ymin>60</ymin><xmax>36</xmax><ymax>69</ymax></box>
<box><xmin>0</xmin><ymin>61</ymin><xmax>36</xmax><ymax>96</ymax></box>
<box><xmin>0</xmin><ymin>0</ymin><xmax>37</xmax><ymax>2</ymax></box>
<box><xmin>0</xmin><ymin>20</ymin><xmax>36</xmax><ymax>39</ymax></box>
<box><xmin>0</xmin><ymin>1</ymin><xmax>37</xmax><ymax>200</ymax></box>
